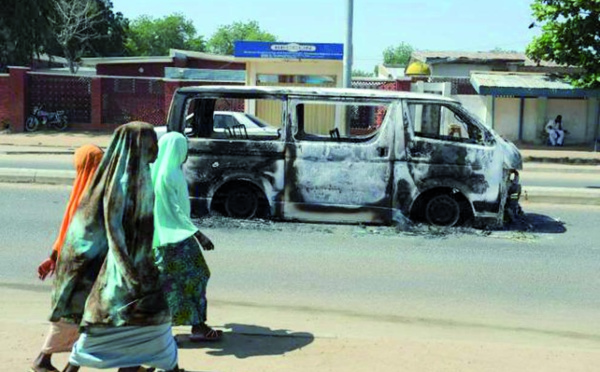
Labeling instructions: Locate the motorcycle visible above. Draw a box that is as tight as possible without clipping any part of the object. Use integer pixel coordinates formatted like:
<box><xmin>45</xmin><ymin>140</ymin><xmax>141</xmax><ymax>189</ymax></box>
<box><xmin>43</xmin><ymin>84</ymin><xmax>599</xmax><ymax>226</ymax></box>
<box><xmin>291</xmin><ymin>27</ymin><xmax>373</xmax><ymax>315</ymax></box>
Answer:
<box><xmin>25</xmin><ymin>106</ymin><xmax>68</xmax><ymax>132</ymax></box>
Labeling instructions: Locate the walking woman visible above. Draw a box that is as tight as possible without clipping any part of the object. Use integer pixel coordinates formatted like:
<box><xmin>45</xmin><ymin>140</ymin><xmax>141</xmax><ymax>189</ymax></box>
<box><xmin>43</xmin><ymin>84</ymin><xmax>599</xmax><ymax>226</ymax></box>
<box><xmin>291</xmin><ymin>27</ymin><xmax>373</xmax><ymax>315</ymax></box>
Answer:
<box><xmin>152</xmin><ymin>132</ymin><xmax>222</xmax><ymax>341</ymax></box>
<box><xmin>31</xmin><ymin>144</ymin><xmax>104</xmax><ymax>372</ymax></box>
<box><xmin>50</xmin><ymin>122</ymin><xmax>182</xmax><ymax>372</ymax></box>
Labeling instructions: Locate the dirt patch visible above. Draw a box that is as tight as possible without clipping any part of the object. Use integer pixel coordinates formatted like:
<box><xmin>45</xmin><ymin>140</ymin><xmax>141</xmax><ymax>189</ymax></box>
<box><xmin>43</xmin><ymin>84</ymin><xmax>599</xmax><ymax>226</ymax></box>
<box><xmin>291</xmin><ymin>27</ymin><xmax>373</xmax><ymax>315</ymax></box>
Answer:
<box><xmin>193</xmin><ymin>212</ymin><xmax>559</xmax><ymax>242</ymax></box>
<box><xmin>524</xmin><ymin>156</ymin><xmax>600</xmax><ymax>165</ymax></box>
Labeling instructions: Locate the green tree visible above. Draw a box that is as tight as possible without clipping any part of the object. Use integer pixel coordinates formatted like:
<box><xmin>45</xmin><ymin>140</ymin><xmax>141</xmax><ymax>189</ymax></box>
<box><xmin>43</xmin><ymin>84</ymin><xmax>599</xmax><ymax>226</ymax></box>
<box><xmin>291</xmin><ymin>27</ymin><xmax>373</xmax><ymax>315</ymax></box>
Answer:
<box><xmin>526</xmin><ymin>0</ymin><xmax>600</xmax><ymax>88</ymax></box>
<box><xmin>43</xmin><ymin>0</ymin><xmax>129</xmax><ymax>72</ymax></box>
<box><xmin>352</xmin><ymin>69</ymin><xmax>374</xmax><ymax>77</ymax></box>
<box><xmin>207</xmin><ymin>20</ymin><xmax>277</xmax><ymax>55</ymax></box>
<box><xmin>382</xmin><ymin>42</ymin><xmax>413</xmax><ymax>66</ymax></box>
<box><xmin>126</xmin><ymin>13</ymin><xmax>205</xmax><ymax>56</ymax></box>
<box><xmin>86</xmin><ymin>0</ymin><xmax>129</xmax><ymax>57</ymax></box>
<box><xmin>0</xmin><ymin>0</ymin><xmax>56</xmax><ymax>71</ymax></box>
<box><xmin>489</xmin><ymin>47</ymin><xmax>519</xmax><ymax>53</ymax></box>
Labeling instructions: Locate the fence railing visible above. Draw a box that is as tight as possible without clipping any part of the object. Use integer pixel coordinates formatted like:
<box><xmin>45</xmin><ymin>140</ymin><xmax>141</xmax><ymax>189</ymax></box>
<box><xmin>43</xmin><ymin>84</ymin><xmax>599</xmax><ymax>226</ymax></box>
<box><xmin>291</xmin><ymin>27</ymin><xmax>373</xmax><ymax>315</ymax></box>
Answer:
<box><xmin>28</xmin><ymin>73</ymin><xmax>92</xmax><ymax>123</ymax></box>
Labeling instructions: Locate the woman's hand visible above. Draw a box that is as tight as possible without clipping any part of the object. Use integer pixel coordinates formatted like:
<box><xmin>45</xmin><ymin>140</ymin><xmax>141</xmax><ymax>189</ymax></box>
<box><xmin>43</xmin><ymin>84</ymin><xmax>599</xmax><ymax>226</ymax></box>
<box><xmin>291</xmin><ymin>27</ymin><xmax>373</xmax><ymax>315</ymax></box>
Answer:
<box><xmin>37</xmin><ymin>258</ymin><xmax>56</xmax><ymax>280</ymax></box>
<box><xmin>195</xmin><ymin>231</ymin><xmax>214</xmax><ymax>251</ymax></box>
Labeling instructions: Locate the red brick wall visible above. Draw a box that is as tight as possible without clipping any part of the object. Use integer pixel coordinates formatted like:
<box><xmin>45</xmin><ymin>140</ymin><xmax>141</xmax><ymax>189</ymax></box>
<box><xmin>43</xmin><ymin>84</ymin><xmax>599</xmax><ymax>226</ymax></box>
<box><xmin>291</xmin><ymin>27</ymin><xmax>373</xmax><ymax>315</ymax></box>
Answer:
<box><xmin>101</xmin><ymin>77</ymin><xmax>166</xmax><ymax>125</ymax></box>
<box><xmin>0</xmin><ymin>75</ymin><xmax>10</xmax><ymax>127</ymax></box>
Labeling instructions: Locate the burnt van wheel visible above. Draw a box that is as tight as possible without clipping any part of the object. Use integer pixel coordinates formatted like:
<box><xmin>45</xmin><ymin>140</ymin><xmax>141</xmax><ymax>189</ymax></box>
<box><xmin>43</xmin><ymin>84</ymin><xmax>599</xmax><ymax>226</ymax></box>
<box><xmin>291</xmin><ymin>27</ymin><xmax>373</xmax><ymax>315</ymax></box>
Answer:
<box><xmin>425</xmin><ymin>194</ymin><xmax>461</xmax><ymax>227</ymax></box>
<box><xmin>224</xmin><ymin>186</ymin><xmax>259</xmax><ymax>219</ymax></box>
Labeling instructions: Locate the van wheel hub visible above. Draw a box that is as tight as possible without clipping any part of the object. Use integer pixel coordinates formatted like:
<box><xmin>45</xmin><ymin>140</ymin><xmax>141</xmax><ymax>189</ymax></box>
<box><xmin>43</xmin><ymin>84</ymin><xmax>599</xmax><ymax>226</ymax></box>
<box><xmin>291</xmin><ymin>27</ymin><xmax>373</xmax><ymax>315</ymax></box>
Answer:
<box><xmin>425</xmin><ymin>194</ymin><xmax>461</xmax><ymax>226</ymax></box>
<box><xmin>224</xmin><ymin>186</ymin><xmax>259</xmax><ymax>219</ymax></box>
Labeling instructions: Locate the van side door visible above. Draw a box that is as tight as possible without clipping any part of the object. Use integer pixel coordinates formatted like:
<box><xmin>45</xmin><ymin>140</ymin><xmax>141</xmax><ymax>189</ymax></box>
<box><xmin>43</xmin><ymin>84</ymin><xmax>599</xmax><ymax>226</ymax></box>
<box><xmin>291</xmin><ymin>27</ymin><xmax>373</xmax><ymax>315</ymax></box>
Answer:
<box><xmin>283</xmin><ymin>97</ymin><xmax>397</xmax><ymax>224</ymax></box>
<box><xmin>403</xmin><ymin>100</ymin><xmax>503</xmax><ymax>216</ymax></box>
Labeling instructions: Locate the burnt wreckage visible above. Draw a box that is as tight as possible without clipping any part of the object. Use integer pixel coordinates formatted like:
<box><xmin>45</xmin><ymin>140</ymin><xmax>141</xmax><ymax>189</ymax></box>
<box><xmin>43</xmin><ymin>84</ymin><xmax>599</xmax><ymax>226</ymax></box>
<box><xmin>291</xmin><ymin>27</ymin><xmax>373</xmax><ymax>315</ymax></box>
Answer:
<box><xmin>164</xmin><ymin>86</ymin><xmax>523</xmax><ymax>228</ymax></box>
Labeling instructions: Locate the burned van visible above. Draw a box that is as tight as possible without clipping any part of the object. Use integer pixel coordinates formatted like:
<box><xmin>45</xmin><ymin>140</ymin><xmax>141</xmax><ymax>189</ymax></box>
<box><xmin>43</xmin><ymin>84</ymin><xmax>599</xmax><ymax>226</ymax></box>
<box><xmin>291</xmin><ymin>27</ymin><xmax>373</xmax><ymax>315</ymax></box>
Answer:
<box><xmin>165</xmin><ymin>86</ymin><xmax>522</xmax><ymax>227</ymax></box>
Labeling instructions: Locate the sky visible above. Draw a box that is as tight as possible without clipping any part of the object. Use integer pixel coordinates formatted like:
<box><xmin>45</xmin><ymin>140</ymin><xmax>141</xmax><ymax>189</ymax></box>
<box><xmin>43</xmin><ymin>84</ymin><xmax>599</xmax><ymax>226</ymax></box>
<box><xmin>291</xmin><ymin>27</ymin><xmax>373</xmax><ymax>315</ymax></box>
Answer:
<box><xmin>111</xmin><ymin>0</ymin><xmax>541</xmax><ymax>71</ymax></box>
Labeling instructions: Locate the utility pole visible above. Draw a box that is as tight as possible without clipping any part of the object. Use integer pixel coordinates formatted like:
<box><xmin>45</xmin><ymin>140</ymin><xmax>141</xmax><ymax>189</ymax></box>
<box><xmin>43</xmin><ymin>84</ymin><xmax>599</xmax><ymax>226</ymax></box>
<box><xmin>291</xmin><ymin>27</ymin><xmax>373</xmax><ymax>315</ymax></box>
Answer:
<box><xmin>343</xmin><ymin>0</ymin><xmax>354</xmax><ymax>88</ymax></box>
<box><xmin>340</xmin><ymin>0</ymin><xmax>354</xmax><ymax>136</ymax></box>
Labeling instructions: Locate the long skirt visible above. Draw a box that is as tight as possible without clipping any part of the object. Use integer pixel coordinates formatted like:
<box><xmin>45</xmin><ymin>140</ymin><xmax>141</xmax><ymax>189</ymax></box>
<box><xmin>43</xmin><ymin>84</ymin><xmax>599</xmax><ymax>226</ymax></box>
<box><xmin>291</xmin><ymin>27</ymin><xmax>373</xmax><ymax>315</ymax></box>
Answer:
<box><xmin>69</xmin><ymin>323</ymin><xmax>177</xmax><ymax>370</ymax></box>
<box><xmin>41</xmin><ymin>321</ymin><xmax>79</xmax><ymax>354</ymax></box>
<box><xmin>155</xmin><ymin>235</ymin><xmax>211</xmax><ymax>326</ymax></box>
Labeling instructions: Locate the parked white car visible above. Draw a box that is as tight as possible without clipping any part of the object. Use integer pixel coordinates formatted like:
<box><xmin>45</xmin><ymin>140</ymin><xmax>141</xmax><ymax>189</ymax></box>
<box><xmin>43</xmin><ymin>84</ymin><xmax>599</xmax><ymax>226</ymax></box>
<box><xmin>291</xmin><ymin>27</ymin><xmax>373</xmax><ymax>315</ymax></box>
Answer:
<box><xmin>154</xmin><ymin>111</ymin><xmax>279</xmax><ymax>139</ymax></box>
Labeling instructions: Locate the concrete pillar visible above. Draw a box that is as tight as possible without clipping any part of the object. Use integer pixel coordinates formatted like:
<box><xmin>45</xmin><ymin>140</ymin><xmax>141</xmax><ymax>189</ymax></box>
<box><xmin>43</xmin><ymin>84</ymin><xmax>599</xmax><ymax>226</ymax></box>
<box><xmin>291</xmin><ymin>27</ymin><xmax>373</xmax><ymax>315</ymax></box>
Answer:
<box><xmin>395</xmin><ymin>78</ymin><xmax>411</xmax><ymax>91</ymax></box>
<box><xmin>8</xmin><ymin>67</ymin><xmax>30</xmax><ymax>133</ymax></box>
<box><xmin>245</xmin><ymin>62</ymin><xmax>257</xmax><ymax>115</ymax></box>
<box><xmin>536</xmin><ymin>96</ymin><xmax>548</xmax><ymax>128</ymax></box>
<box><xmin>585</xmin><ymin>97</ymin><xmax>599</xmax><ymax>143</ymax></box>
<box><xmin>90</xmin><ymin>78</ymin><xmax>102</xmax><ymax>128</ymax></box>
<box><xmin>484</xmin><ymin>95</ymin><xmax>494</xmax><ymax>129</ymax></box>
<box><xmin>164</xmin><ymin>80</ymin><xmax>181</xmax><ymax>123</ymax></box>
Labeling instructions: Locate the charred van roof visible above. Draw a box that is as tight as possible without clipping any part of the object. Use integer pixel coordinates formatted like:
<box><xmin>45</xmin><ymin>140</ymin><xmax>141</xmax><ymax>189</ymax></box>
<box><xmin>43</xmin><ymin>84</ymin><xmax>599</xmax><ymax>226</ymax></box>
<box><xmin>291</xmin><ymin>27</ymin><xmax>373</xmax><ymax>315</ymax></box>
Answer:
<box><xmin>176</xmin><ymin>85</ymin><xmax>459</xmax><ymax>103</ymax></box>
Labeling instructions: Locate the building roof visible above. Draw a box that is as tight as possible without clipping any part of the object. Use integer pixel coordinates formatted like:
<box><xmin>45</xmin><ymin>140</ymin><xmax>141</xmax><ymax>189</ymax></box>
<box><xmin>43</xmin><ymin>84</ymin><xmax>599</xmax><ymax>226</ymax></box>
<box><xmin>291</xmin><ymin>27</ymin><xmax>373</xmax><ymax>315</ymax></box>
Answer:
<box><xmin>376</xmin><ymin>65</ymin><xmax>406</xmax><ymax>79</ymax></box>
<box><xmin>32</xmin><ymin>67</ymin><xmax>97</xmax><ymax>76</ymax></box>
<box><xmin>82</xmin><ymin>49</ymin><xmax>237</xmax><ymax>66</ymax></box>
<box><xmin>411</xmin><ymin>51</ymin><xmax>560</xmax><ymax>67</ymax></box>
<box><xmin>470</xmin><ymin>71</ymin><xmax>600</xmax><ymax>97</ymax></box>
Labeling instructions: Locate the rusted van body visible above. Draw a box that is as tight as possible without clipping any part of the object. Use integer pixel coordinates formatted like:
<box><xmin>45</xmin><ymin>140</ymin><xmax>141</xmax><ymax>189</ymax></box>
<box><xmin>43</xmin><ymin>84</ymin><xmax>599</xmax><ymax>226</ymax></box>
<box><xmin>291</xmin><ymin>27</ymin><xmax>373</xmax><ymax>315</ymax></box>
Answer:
<box><xmin>165</xmin><ymin>86</ymin><xmax>522</xmax><ymax>227</ymax></box>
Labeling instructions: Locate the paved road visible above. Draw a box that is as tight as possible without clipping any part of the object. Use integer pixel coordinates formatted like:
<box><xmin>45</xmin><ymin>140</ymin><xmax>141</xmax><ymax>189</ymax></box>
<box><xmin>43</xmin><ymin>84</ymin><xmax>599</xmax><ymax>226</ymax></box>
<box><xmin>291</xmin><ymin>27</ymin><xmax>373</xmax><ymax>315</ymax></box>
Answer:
<box><xmin>1</xmin><ymin>183</ymin><xmax>598</xmax><ymax>342</ymax></box>
<box><xmin>0</xmin><ymin>154</ymin><xmax>598</xmax><ymax>188</ymax></box>
<box><xmin>0</xmin><ymin>154</ymin><xmax>73</xmax><ymax>171</ymax></box>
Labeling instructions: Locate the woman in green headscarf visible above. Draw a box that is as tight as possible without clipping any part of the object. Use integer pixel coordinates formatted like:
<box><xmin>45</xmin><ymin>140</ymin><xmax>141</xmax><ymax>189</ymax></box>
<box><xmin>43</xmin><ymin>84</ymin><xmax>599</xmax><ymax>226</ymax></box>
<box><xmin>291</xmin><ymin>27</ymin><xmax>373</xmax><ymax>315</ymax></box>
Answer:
<box><xmin>152</xmin><ymin>131</ymin><xmax>221</xmax><ymax>342</ymax></box>
<box><xmin>50</xmin><ymin>122</ymin><xmax>182</xmax><ymax>372</ymax></box>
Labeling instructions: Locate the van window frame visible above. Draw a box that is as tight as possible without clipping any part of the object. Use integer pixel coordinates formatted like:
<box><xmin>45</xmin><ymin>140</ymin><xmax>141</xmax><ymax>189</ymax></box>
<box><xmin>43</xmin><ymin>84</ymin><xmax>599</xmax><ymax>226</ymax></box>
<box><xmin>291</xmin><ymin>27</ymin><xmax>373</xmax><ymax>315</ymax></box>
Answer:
<box><xmin>404</xmin><ymin>100</ymin><xmax>495</xmax><ymax>147</ymax></box>
<box><xmin>288</xmin><ymin>96</ymin><xmax>392</xmax><ymax>144</ymax></box>
<box><xmin>178</xmin><ymin>93</ymin><xmax>288</xmax><ymax>141</ymax></box>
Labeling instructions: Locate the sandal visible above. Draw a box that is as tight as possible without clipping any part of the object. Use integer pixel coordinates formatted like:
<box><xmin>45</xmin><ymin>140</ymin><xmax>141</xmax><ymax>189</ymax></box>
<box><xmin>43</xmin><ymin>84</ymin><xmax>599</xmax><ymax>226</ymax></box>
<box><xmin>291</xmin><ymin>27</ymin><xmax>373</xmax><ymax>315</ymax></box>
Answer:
<box><xmin>29</xmin><ymin>368</ymin><xmax>59</xmax><ymax>372</ymax></box>
<box><xmin>189</xmin><ymin>328</ymin><xmax>223</xmax><ymax>342</ymax></box>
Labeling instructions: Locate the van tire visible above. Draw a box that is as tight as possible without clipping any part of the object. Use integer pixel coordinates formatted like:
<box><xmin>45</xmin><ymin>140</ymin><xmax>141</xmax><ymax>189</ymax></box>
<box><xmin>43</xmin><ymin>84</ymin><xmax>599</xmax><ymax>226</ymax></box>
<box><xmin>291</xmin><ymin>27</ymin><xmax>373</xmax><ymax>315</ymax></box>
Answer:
<box><xmin>424</xmin><ymin>194</ymin><xmax>461</xmax><ymax>227</ymax></box>
<box><xmin>224</xmin><ymin>185</ymin><xmax>259</xmax><ymax>219</ymax></box>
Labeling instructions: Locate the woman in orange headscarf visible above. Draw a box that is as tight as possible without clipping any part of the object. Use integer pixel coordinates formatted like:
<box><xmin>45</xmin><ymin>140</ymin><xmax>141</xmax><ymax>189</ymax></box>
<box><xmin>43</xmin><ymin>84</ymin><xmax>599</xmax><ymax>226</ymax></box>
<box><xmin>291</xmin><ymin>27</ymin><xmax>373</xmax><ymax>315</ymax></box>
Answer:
<box><xmin>31</xmin><ymin>144</ymin><xmax>104</xmax><ymax>372</ymax></box>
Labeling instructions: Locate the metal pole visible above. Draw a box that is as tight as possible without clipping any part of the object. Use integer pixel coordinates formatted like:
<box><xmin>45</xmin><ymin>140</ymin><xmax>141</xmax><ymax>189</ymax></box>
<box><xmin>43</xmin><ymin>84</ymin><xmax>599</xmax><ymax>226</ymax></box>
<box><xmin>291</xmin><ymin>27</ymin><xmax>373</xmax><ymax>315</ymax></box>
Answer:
<box><xmin>343</xmin><ymin>0</ymin><xmax>353</xmax><ymax>88</ymax></box>
<box><xmin>340</xmin><ymin>0</ymin><xmax>354</xmax><ymax>136</ymax></box>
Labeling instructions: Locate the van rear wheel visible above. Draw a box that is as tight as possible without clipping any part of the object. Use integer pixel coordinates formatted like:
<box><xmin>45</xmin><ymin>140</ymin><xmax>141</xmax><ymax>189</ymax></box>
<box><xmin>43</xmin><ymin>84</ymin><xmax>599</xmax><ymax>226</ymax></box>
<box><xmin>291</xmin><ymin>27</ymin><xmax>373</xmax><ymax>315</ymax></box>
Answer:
<box><xmin>425</xmin><ymin>194</ymin><xmax>461</xmax><ymax>227</ymax></box>
<box><xmin>224</xmin><ymin>185</ymin><xmax>259</xmax><ymax>219</ymax></box>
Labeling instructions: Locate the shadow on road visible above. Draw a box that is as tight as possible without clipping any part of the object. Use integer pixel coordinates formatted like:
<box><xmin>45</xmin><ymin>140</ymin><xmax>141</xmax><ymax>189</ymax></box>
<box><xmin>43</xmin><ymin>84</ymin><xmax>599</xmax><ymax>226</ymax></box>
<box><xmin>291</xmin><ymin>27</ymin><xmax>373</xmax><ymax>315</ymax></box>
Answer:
<box><xmin>504</xmin><ymin>212</ymin><xmax>567</xmax><ymax>234</ymax></box>
<box><xmin>176</xmin><ymin>323</ymin><xmax>315</xmax><ymax>359</ymax></box>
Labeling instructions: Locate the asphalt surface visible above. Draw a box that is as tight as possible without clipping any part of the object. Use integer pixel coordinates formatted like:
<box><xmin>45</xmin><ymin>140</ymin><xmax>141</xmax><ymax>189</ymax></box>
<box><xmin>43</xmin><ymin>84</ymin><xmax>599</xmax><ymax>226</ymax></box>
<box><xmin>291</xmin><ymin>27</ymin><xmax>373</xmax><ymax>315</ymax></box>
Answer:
<box><xmin>0</xmin><ymin>153</ymin><xmax>598</xmax><ymax>189</ymax></box>
<box><xmin>1</xmin><ymin>183</ymin><xmax>599</xmax><ymax>340</ymax></box>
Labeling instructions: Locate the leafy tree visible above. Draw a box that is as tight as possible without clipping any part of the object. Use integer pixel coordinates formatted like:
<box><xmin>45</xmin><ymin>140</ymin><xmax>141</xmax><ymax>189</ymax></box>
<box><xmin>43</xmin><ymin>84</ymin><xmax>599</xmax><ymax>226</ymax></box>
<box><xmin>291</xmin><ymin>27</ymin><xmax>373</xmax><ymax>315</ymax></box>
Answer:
<box><xmin>207</xmin><ymin>20</ymin><xmax>277</xmax><ymax>55</ymax></box>
<box><xmin>44</xmin><ymin>0</ymin><xmax>129</xmax><ymax>72</ymax></box>
<box><xmin>526</xmin><ymin>0</ymin><xmax>600</xmax><ymax>88</ymax></box>
<box><xmin>87</xmin><ymin>0</ymin><xmax>129</xmax><ymax>57</ymax></box>
<box><xmin>126</xmin><ymin>13</ymin><xmax>205</xmax><ymax>56</ymax></box>
<box><xmin>49</xmin><ymin>0</ymin><xmax>105</xmax><ymax>73</ymax></box>
<box><xmin>352</xmin><ymin>69</ymin><xmax>374</xmax><ymax>77</ymax></box>
<box><xmin>382</xmin><ymin>42</ymin><xmax>413</xmax><ymax>66</ymax></box>
<box><xmin>0</xmin><ymin>0</ymin><xmax>56</xmax><ymax>71</ymax></box>
<box><xmin>489</xmin><ymin>47</ymin><xmax>519</xmax><ymax>53</ymax></box>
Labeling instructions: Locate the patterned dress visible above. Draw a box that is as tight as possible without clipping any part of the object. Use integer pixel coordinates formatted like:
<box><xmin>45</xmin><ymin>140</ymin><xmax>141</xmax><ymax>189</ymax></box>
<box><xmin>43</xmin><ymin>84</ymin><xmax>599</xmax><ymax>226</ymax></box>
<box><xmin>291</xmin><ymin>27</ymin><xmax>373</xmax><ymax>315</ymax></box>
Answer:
<box><xmin>155</xmin><ymin>236</ymin><xmax>211</xmax><ymax>326</ymax></box>
<box><xmin>152</xmin><ymin>132</ymin><xmax>215</xmax><ymax>328</ymax></box>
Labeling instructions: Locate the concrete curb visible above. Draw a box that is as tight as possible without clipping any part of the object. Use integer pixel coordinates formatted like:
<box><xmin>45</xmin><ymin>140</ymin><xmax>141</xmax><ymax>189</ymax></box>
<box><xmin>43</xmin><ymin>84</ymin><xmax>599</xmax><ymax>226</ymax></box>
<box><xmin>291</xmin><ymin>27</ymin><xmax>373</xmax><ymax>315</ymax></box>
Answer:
<box><xmin>1</xmin><ymin>168</ymin><xmax>599</xmax><ymax>206</ymax></box>
<box><xmin>0</xmin><ymin>151</ymin><xmax>75</xmax><ymax>155</ymax></box>
<box><xmin>522</xmin><ymin>186</ymin><xmax>600</xmax><ymax>206</ymax></box>
<box><xmin>523</xmin><ymin>163</ymin><xmax>600</xmax><ymax>174</ymax></box>
<box><xmin>0</xmin><ymin>168</ymin><xmax>75</xmax><ymax>185</ymax></box>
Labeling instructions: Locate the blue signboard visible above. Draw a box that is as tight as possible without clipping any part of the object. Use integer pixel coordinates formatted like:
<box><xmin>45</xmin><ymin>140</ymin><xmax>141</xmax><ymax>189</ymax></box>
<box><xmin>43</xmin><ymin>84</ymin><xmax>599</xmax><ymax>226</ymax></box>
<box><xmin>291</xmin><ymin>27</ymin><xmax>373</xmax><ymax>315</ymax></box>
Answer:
<box><xmin>234</xmin><ymin>41</ymin><xmax>343</xmax><ymax>60</ymax></box>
